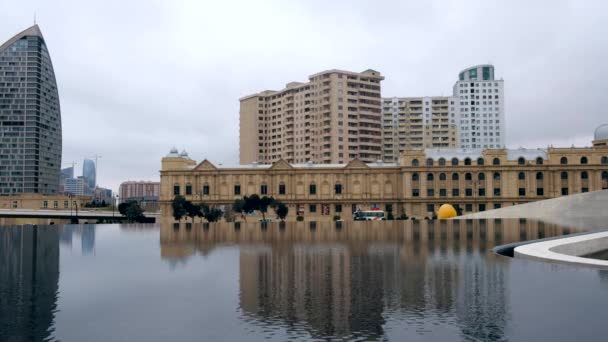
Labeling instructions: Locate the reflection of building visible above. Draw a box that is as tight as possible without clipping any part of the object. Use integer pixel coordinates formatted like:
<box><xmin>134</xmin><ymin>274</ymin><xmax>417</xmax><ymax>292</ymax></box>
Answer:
<box><xmin>119</xmin><ymin>181</ymin><xmax>160</xmax><ymax>211</ymax></box>
<box><xmin>0</xmin><ymin>226</ymin><xmax>59</xmax><ymax>340</ymax></box>
<box><xmin>159</xmin><ymin>219</ymin><xmax>570</xmax><ymax>340</ymax></box>
<box><xmin>161</xmin><ymin>129</ymin><xmax>608</xmax><ymax>220</ymax></box>
<box><xmin>239</xmin><ymin>69</ymin><xmax>384</xmax><ymax>164</ymax></box>
<box><xmin>81</xmin><ymin>225</ymin><xmax>95</xmax><ymax>255</ymax></box>
<box><xmin>83</xmin><ymin>159</ymin><xmax>96</xmax><ymax>190</ymax></box>
<box><xmin>0</xmin><ymin>25</ymin><xmax>62</xmax><ymax>195</ymax></box>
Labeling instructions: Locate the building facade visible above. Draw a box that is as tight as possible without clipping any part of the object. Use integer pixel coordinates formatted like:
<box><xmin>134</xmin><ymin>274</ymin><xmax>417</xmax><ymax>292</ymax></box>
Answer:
<box><xmin>454</xmin><ymin>65</ymin><xmax>505</xmax><ymax>149</ymax></box>
<box><xmin>119</xmin><ymin>180</ymin><xmax>160</xmax><ymax>211</ymax></box>
<box><xmin>82</xmin><ymin>159</ymin><xmax>96</xmax><ymax>190</ymax></box>
<box><xmin>382</xmin><ymin>96</ymin><xmax>459</xmax><ymax>162</ymax></box>
<box><xmin>64</xmin><ymin>177</ymin><xmax>85</xmax><ymax>196</ymax></box>
<box><xmin>160</xmin><ymin>135</ymin><xmax>608</xmax><ymax>221</ymax></box>
<box><xmin>0</xmin><ymin>193</ymin><xmax>90</xmax><ymax>210</ymax></box>
<box><xmin>0</xmin><ymin>25</ymin><xmax>62</xmax><ymax>195</ymax></box>
<box><xmin>240</xmin><ymin>69</ymin><xmax>384</xmax><ymax>165</ymax></box>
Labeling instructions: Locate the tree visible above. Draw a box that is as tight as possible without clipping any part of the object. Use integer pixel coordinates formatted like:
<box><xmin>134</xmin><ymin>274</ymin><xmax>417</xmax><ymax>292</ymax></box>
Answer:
<box><xmin>232</xmin><ymin>199</ymin><xmax>246</xmax><ymax>221</ymax></box>
<box><xmin>183</xmin><ymin>200</ymin><xmax>200</xmax><ymax>222</ymax></box>
<box><xmin>171</xmin><ymin>195</ymin><xmax>188</xmax><ymax>222</ymax></box>
<box><xmin>243</xmin><ymin>194</ymin><xmax>260</xmax><ymax>215</ymax></box>
<box><xmin>274</xmin><ymin>201</ymin><xmax>288</xmax><ymax>221</ymax></box>
<box><xmin>124</xmin><ymin>202</ymin><xmax>145</xmax><ymax>222</ymax></box>
<box><xmin>205</xmin><ymin>208</ymin><xmax>223</xmax><ymax>222</ymax></box>
<box><xmin>118</xmin><ymin>201</ymin><xmax>136</xmax><ymax>215</ymax></box>
<box><xmin>259</xmin><ymin>196</ymin><xmax>275</xmax><ymax>221</ymax></box>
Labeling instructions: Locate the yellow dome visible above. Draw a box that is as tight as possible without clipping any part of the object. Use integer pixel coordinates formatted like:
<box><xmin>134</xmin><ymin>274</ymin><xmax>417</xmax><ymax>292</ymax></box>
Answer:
<box><xmin>438</xmin><ymin>204</ymin><xmax>457</xmax><ymax>219</ymax></box>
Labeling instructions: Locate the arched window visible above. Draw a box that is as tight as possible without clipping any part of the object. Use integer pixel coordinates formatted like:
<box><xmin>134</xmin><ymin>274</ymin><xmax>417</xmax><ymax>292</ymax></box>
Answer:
<box><xmin>536</xmin><ymin>172</ymin><xmax>544</xmax><ymax>180</ymax></box>
<box><xmin>477</xmin><ymin>158</ymin><xmax>484</xmax><ymax>166</ymax></box>
<box><xmin>493</xmin><ymin>172</ymin><xmax>501</xmax><ymax>180</ymax></box>
<box><xmin>451</xmin><ymin>158</ymin><xmax>459</xmax><ymax>166</ymax></box>
<box><xmin>493</xmin><ymin>158</ymin><xmax>500</xmax><ymax>165</ymax></box>
<box><xmin>478</xmin><ymin>173</ymin><xmax>485</xmax><ymax>181</ymax></box>
<box><xmin>561</xmin><ymin>172</ymin><xmax>568</xmax><ymax>180</ymax></box>
<box><xmin>438</xmin><ymin>158</ymin><xmax>446</xmax><ymax>166</ymax></box>
<box><xmin>439</xmin><ymin>173</ymin><xmax>446</xmax><ymax>181</ymax></box>
<box><xmin>581</xmin><ymin>171</ymin><xmax>588</xmax><ymax>180</ymax></box>
<box><xmin>412</xmin><ymin>159</ymin><xmax>419</xmax><ymax>167</ymax></box>
<box><xmin>452</xmin><ymin>173</ymin><xmax>459</xmax><ymax>181</ymax></box>
<box><xmin>580</xmin><ymin>156</ymin><xmax>588</xmax><ymax>164</ymax></box>
<box><xmin>426</xmin><ymin>158</ymin><xmax>434</xmax><ymax>167</ymax></box>
<box><xmin>602</xmin><ymin>156</ymin><xmax>608</xmax><ymax>164</ymax></box>
<box><xmin>518</xmin><ymin>157</ymin><xmax>526</xmax><ymax>165</ymax></box>
<box><xmin>560</xmin><ymin>157</ymin><xmax>568</xmax><ymax>165</ymax></box>
<box><xmin>518</xmin><ymin>172</ymin><xmax>525</xmax><ymax>180</ymax></box>
<box><xmin>427</xmin><ymin>173</ymin><xmax>434</xmax><ymax>181</ymax></box>
<box><xmin>465</xmin><ymin>173</ymin><xmax>472</xmax><ymax>181</ymax></box>
<box><xmin>536</xmin><ymin>157</ymin><xmax>544</xmax><ymax>165</ymax></box>
<box><xmin>602</xmin><ymin>171</ymin><xmax>608</xmax><ymax>180</ymax></box>
<box><xmin>464</xmin><ymin>158</ymin><xmax>471</xmax><ymax>166</ymax></box>
<box><xmin>412</xmin><ymin>173</ymin><xmax>419</xmax><ymax>181</ymax></box>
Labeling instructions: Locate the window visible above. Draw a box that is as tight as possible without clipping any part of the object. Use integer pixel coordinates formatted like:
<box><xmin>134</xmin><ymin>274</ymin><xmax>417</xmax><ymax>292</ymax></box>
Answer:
<box><xmin>427</xmin><ymin>188</ymin><xmax>435</xmax><ymax>197</ymax></box>
<box><xmin>335</xmin><ymin>183</ymin><xmax>342</xmax><ymax>194</ymax></box>
<box><xmin>427</xmin><ymin>204</ymin><xmax>435</xmax><ymax>213</ymax></box>
<box><xmin>335</xmin><ymin>204</ymin><xmax>342</xmax><ymax>213</ymax></box>
<box><xmin>561</xmin><ymin>172</ymin><xmax>568</xmax><ymax>180</ymax></box>
<box><xmin>465</xmin><ymin>203</ymin><xmax>473</xmax><ymax>212</ymax></box>
<box><xmin>478</xmin><ymin>188</ymin><xmax>486</xmax><ymax>196</ymax></box>
<box><xmin>234</xmin><ymin>184</ymin><xmax>241</xmax><ymax>195</ymax></box>
<box><xmin>478</xmin><ymin>173</ymin><xmax>485</xmax><ymax>181</ymax></box>
<box><xmin>279</xmin><ymin>183</ymin><xmax>286</xmax><ymax>195</ymax></box>
<box><xmin>43</xmin><ymin>200</ymin><xmax>48</xmax><ymax>208</ymax></box>
<box><xmin>452</xmin><ymin>173</ymin><xmax>459</xmax><ymax>181</ymax></box>
<box><xmin>494</xmin><ymin>188</ymin><xmax>501</xmax><ymax>196</ymax></box>
<box><xmin>427</xmin><ymin>173</ymin><xmax>434</xmax><ymax>181</ymax></box>
<box><xmin>440</xmin><ymin>188</ymin><xmax>447</xmax><ymax>197</ymax></box>
<box><xmin>582</xmin><ymin>187</ymin><xmax>589</xmax><ymax>193</ymax></box>
<box><xmin>493</xmin><ymin>158</ymin><xmax>500</xmax><ymax>165</ymax></box>
<box><xmin>309</xmin><ymin>204</ymin><xmax>317</xmax><ymax>213</ymax></box>
<box><xmin>465</xmin><ymin>173</ymin><xmax>472</xmax><ymax>181</ymax></box>
<box><xmin>518</xmin><ymin>157</ymin><xmax>525</xmax><ymax>165</ymax></box>
<box><xmin>561</xmin><ymin>188</ymin><xmax>569</xmax><ymax>196</ymax></box>
<box><xmin>494</xmin><ymin>203</ymin><xmax>501</xmax><ymax>209</ymax></box>
<box><xmin>602</xmin><ymin>156</ymin><xmax>608</xmax><ymax>164</ymax></box>
<box><xmin>581</xmin><ymin>171</ymin><xmax>588</xmax><ymax>180</ymax></box>
<box><xmin>386</xmin><ymin>204</ymin><xmax>393</xmax><ymax>213</ymax></box>
<box><xmin>465</xmin><ymin>188</ymin><xmax>472</xmax><ymax>196</ymax></box>
<box><xmin>536</xmin><ymin>157</ymin><xmax>544</xmax><ymax>165</ymax></box>
<box><xmin>438</xmin><ymin>158</ymin><xmax>446</xmax><ymax>166</ymax></box>
<box><xmin>518</xmin><ymin>172</ymin><xmax>525</xmax><ymax>180</ymax></box>
<box><xmin>412</xmin><ymin>189</ymin><xmax>420</xmax><ymax>197</ymax></box>
<box><xmin>186</xmin><ymin>184</ymin><xmax>192</xmax><ymax>195</ymax></box>
<box><xmin>519</xmin><ymin>188</ymin><xmax>525</xmax><ymax>196</ymax></box>
<box><xmin>412</xmin><ymin>173</ymin><xmax>419</xmax><ymax>181</ymax></box>
<box><xmin>537</xmin><ymin>188</ymin><xmax>544</xmax><ymax>196</ymax></box>
<box><xmin>426</xmin><ymin>158</ymin><xmax>434</xmax><ymax>167</ymax></box>
<box><xmin>439</xmin><ymin>173</ymin><xmax>446</xmax><ymax>181</ymax></box>
<box><xmin>477</xmin><ymin>158</ymin><xmax>484</xmax><ymax>165</ymax></box>
<box><xmin>451</xmin><ymin>158</ymin><xmax>459</xmax><ymax>166</ymax></box>
<box><xmin>412</xmin><ymin>159</ymin><xmax>419</xmax><ymax>167</ymax></box>
<box><xmin>464</xmin><ymin>158</ymin><xmax>472</xmax><ymax>165</ymax></box>
<box><xmin>536</xmin><ymin>172</ymin><xmax>544</xmax><ymax>180</ymax></box>
<box><xmin>173</xmin><ymin>184</ymin><xmax>180</xmax><ymax>195</ymax></box>
<box><xmin>560</xmin><ymin>157</ymin><xmax>568</xmax><ymax>165</ymax></box>
<box><xmin>479</xmin><ymin>204</ymin><xmax>486</xmax><ymax>212</ymax></box>
<box><xmin>580</xmin><ymin>156</ymin><xmax>588</xmax><ymax>164</ymax></box>
<box><xmin>493</xmin><ymin>172</ymin><xmax>501</xmax><ymax>180</ymax></box>
<box><xmin>53</xmin><ymin>201</ymin><xmax>58</xmax><ymax>209</ymax></box>
<box><xmin>603</xmin><ymin>171</ymin><xmax>608</xmax><ymax>180</ymax></box>
<box><xmin>12</xmin><ymin>201</ymin><xmax>18</xmax><ymax>209</ymax></box>
<box><xmin>203</xmin><ymin>185</ymin><xmax>210</xmax><ymax>195</ymax></box>
<box><xmin>64</xmin><ymin>201</ymin><xmax>68</xmax><ymax>209</ymax></box>
<box><xmin>309</xmin><ymin>183</ymin><xmax>316</xmax><ymax>195</ymax></box>
<box><xmin>452</xmin><ymin>188</ymin><xmax>460</xmax><ymax>196</ymax></box>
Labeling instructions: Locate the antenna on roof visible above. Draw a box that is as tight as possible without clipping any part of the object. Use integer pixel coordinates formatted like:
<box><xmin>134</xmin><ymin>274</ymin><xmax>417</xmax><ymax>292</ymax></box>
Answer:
<box><xmin>34</xmin><ymin>12</ymin><xmax>37</xmax><ymax>25</ymax></box>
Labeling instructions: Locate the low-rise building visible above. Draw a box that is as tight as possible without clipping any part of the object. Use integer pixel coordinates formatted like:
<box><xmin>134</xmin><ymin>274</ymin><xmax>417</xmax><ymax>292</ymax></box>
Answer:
<box><xmin>0</xmin><ymin>194</ymin><xmax>90</xmax><ymax>210</ymax></box>
<box><xmin>160</xmin><ymin>128</ymin><xmax>608</xmax><ymax>221</ymax></box>
<box><xmin>119</xmin><ymin>180</ymin><xmax>160</xmax><ymax>212</ymax></box>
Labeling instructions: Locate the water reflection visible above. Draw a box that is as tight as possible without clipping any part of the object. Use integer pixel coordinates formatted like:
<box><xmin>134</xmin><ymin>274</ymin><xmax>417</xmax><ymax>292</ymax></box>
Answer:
<box><xmin>159</xmin><ymin>219</ymin><xmax>574</xmax><ymax>341</ymax></box>
<box><xmin>0</xmin><ymin>226</ymin><xmax>59</xmax><ymax>341</ymax></box>
<box><xmin>58</xmin><ymin>225</ymin><xmax>96</xmax><ymax>255</ymax></box>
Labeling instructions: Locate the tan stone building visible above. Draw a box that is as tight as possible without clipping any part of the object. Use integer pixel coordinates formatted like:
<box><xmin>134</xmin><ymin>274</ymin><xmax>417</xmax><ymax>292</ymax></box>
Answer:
<box><xmin>0</xmin><ymin>193</ymin><xmax>91</xmax><ymax>210</ymax></box>
<box><xmin>382</xmin><ymin>96</ymin><xmax>459</xmax><ymax>162</ymax></box>
<box><xmin>161</xmin><ymin>132</ymin><xmax>608</xmax><ymax>221</ymax></box>
<box><xmin>239</xmin><ymin>69</ymin><xmax>384</xmax><ymax>165</ymax></box>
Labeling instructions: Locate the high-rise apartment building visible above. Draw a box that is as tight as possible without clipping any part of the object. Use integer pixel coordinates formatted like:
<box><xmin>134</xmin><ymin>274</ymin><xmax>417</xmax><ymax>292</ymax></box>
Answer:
<box><xmin>64</xmin><ymin>177</ymin><xmax>85</xmax><ymax>196</ymax></box>
<box><xmin>382</xmin><ymin>96</ymin><xmax>459</xmax><ymax>162</ymax></box>
<box><xmin>0</xmin><ymin>25</ymin><xmax>62</xmax><ymax>194</ymax></box>
<box><xmin>240</xmin><ymin>69</ymin><xmax>384</xmax><ymax>164</ymax></box>
<box><xmin>82</xmin><ymin>159</ymin><xmax>96</xmax><ymax>190</ymax></box>
<box><xmin>454</xmin><ymin>65</ymin><xmax>505</xmax><ymax>149</ymax></box>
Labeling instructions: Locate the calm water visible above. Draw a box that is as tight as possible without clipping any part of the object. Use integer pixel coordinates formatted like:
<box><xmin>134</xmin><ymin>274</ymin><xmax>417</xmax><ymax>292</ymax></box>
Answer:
<box><xmin>1</xmin><ymin>220</ymin><xmax>608</xmax><ymax>341</ymax></box>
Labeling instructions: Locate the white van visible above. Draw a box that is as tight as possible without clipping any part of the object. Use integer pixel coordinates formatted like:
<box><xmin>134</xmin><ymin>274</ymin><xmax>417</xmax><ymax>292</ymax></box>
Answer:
<box><xmin>353</xmin><ymin>210</ymin><xmax>385</xmax><ymax>221</ymax></box>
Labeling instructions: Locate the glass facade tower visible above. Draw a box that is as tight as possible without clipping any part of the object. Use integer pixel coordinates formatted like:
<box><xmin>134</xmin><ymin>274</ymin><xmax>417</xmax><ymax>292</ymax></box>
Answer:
<box><xmin>0</xmin><ymin>25</ymin><xmax>62</xmax><ymax>194</ymax></box>
<box><xmin>82</xmin><ymin>159</ymin><xmax>96</xmax><ymax>190</ymax></box>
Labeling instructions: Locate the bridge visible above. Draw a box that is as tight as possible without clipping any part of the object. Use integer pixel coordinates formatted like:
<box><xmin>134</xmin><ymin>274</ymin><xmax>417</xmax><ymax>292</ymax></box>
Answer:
<box><xmin>0</xmin><ymin>209</ymin><xmax>158</xmax><ymax>224</ymax></box>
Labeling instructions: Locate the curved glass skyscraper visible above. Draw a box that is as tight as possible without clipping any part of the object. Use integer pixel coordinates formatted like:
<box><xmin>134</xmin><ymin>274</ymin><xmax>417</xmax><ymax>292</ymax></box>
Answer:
<box><xmin>0</xmin><ymin>25</ymin><xmax>62</xmax><ymax>194</ymax></box>
<box><xmin>82</xmin><ymin>159</ymin><xmax>96</xmax><ymax>190</ymax></box>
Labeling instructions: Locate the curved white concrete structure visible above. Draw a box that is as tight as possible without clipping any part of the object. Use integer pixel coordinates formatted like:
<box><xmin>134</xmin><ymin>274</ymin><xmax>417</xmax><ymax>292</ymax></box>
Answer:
<box><xmin>514</xmin><ymin>232</ymin><xmax>608</xmax><ymax>269</ymax></box>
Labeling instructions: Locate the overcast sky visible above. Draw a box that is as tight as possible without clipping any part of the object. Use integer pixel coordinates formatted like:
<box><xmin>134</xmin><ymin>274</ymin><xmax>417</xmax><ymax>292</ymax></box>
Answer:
<box><xmin>1</xmin><ymin>0</ymin><xmax>607</xmax><ymax>192</ymax></box>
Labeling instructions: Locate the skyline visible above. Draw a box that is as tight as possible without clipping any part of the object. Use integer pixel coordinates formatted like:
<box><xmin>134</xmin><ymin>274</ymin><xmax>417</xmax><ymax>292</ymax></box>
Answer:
<box><xmin>1</xmin><ymin>0</ymin><xmax>607</xmax><ymax>192</ymax></box>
